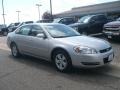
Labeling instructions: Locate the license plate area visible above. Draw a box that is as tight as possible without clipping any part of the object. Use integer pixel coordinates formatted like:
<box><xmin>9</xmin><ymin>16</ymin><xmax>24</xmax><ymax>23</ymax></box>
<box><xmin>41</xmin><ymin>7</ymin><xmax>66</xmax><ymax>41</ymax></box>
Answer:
<box><xmin>103</xmin><ymin>53</ymin><xmax>114</xmax><ymax>64</ymax></box>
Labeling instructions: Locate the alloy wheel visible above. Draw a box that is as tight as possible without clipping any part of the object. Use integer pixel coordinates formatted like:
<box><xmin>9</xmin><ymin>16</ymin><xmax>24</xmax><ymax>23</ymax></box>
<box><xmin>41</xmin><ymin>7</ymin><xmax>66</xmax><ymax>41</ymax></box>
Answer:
<box><xmin>55</xmin><ymin>54</ymin><xmax>68</xmax><ymax>70</ymax></box>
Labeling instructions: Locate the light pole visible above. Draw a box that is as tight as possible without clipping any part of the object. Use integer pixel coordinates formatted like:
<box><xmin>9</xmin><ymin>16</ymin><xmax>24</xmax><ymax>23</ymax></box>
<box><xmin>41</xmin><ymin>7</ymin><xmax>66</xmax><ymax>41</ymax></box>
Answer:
<box><xmin>16</xmin><ymin>10</ymin><xmax>21</xmax><ymax>22</ymax></box>
<box><xmin>50</xmin><ymin>0</ymin><xmax>53</xmax><ymax>20</ymax></box>
<box><xmin>36</xmin><ymin>4</ymin><xmax>42</xmax><ymax>21</ymax></box>
<box><xmin>2</xmin><ymin>0</ymin><xmax>6</xmax><ymax>25</ymax></box>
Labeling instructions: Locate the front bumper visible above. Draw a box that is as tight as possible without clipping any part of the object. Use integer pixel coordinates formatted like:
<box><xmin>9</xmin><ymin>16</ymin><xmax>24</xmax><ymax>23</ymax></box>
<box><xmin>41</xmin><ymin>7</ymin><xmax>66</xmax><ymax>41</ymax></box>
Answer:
<box><xmin>71</xmin><ymin>49</ymin><xmax>114</xmax><ymax>68</ymax></box>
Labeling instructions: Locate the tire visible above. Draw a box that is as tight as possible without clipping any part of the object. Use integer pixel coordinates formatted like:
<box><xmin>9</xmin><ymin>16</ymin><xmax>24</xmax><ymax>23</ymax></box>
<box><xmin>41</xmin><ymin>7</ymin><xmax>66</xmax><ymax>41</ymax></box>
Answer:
<box><xmin>11</xmin><ymin>43</ymin><xmax>20</xmax><ymax>57</ymax></box>
<box><xmin>52</xmin><ymin>50</ymin><xmax>72</xmax><ymax>72</ymax></box>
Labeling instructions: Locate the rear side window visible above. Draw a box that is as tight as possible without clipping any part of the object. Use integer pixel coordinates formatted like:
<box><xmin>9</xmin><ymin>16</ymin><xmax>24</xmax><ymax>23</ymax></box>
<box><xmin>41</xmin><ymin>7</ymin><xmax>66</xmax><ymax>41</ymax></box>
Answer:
<box><xmin>15</xmin><ymin>25</ymin><xmax>31</xmax><ymax>35</ymax></box>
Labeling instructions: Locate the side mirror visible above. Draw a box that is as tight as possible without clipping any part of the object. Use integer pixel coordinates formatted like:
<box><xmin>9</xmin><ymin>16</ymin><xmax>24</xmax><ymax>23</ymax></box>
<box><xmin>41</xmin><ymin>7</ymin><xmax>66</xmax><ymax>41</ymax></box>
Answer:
<box><xmin>36</xmin><ymin>33</ymin><xmax>45</xmax><ymax>38</ymax></box>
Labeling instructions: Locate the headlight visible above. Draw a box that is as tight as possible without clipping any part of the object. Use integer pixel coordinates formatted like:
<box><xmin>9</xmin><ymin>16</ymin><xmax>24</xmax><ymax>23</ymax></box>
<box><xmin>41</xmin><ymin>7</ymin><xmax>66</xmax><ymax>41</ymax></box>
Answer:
<box><xmin>73</xmin><ymin>46</ymin><xmax>97</xmax><ymax>54</ymax></box>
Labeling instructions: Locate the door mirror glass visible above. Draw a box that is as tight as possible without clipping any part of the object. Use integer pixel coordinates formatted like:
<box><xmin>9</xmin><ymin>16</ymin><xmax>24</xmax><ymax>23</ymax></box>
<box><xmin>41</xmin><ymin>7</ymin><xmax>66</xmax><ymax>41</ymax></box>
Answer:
<box><xmin>36</xmin><ymin>33</ymin><xmax>45</xmax><ymax>38</ymax></box>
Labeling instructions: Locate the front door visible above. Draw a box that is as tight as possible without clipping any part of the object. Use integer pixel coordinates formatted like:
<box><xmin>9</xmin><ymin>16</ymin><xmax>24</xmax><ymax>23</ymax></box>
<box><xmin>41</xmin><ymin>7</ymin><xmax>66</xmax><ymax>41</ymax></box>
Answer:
<box><xmin>28</xmin><ymin>25</ymin><xmax>49</xmax><ymax>60</ymax></box>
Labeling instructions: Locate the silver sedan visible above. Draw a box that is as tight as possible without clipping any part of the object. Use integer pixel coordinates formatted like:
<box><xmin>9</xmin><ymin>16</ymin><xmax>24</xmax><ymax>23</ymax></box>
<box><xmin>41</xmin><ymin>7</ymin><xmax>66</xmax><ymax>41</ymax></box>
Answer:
<box><xmin>7</xmin><ymin>23</ymin><xmax>114</xmax><ymax>72</ymax></box>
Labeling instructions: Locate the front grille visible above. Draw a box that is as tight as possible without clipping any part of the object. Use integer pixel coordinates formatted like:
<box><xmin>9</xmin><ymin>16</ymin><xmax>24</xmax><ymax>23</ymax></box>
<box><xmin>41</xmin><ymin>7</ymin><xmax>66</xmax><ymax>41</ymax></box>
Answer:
<box><xmin>104</xmin><ymin>27</ymin><xmax>119</xmax><ymax>32</ymax></box>
<box><xmin>100</xmin><ymin>47</ymin><xmax>112</xmax><ymax>53</ymax></box>
<box><xmin>104</xmin><ymin>29</ymin><xmax>119</xmax><ymax>32</ymax></box>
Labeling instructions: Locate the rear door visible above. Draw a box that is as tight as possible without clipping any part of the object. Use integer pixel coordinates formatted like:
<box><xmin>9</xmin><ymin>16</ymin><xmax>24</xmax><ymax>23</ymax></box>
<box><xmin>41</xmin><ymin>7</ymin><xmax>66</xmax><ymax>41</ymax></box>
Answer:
<box><xmin>15</xmin><ymin>25</ymin><xmax>32</xmax><ymax>53</ymax></box>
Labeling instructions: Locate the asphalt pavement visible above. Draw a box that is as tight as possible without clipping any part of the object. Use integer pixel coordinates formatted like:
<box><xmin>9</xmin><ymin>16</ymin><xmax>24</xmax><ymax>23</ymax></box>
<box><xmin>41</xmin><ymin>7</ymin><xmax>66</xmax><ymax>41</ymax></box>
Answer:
<box><xmin>0</xmin><ymin>36</ymin><xmax>120</xmax><ymax>90</ymax></box>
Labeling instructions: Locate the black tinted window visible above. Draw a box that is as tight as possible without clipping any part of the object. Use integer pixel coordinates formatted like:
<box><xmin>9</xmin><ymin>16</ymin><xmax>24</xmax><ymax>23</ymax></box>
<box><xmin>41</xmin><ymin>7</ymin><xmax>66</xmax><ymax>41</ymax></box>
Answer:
<box><xmin>92</xmin><ymin>16</ymin><xmax>99</xmax><ymax>21</ymax></box>
<box><xmin>60</xmin><ymin>18</ymin><xmax>75</xmax><ymax>25</ymax></box>
<box><xmin>98</xmin><ymin>15</ymin><xmax>107</xmax><ymax>20</ymax></box>
<box><xmin>91</xmin><ymin>15</ymin><xmax>107</xmax><ymax>22</ymax></box>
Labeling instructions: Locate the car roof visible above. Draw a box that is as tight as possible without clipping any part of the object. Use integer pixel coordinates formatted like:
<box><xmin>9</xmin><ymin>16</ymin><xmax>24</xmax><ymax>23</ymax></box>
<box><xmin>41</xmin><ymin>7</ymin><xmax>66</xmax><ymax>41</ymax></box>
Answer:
<box><xmin>22</xmin><ymin>23</ymin><xmax>63</xmax><ymax>26</ymax></box>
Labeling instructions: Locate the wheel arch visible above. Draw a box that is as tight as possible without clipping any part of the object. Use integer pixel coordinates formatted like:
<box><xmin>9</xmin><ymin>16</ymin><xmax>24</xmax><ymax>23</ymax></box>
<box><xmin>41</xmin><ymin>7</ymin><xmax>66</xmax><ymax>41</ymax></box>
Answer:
<box><xmin>51</xmin><ymin>47</ymin><xmax>71</xmax><ymax>62</ymax></box>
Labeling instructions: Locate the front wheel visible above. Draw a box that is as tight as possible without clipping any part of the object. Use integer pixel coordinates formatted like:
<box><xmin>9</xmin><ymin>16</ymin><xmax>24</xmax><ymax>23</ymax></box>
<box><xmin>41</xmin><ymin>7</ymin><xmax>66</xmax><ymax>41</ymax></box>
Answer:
<box><xmin>11</xmin><ymin>43</ymin><xmax>20</xmax><ymax>57</ymax></box>
<box><xmin>53</xmin><ymin>50</ymin><xmax>72</xmax><ymax>72</ymax></box>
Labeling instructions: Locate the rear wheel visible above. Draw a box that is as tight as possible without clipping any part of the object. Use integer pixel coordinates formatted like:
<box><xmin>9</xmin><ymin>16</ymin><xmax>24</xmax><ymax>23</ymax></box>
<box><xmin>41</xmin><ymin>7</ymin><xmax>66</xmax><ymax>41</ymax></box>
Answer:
<box><xmin>53</xmin><ymin>50</ymin><xmax>72</xmax><ymax>72</ymax></box>
<box><xmin>11</xmin><ymin>43</ymin><xmax>20</xmax><ymax>57</ymax></box>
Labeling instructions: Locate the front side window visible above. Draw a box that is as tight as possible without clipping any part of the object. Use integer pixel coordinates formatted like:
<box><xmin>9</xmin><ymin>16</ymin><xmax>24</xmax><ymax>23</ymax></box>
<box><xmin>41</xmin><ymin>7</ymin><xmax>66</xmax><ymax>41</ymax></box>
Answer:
<box><xmin>15</xmin><ymin>25</ymin><xmax>31</xmax><ymax>35</ymax></box>
<box><xmin>29</xmin><ymin>25</ymin><xmax>44</xmax><ymax>36</ymax></box>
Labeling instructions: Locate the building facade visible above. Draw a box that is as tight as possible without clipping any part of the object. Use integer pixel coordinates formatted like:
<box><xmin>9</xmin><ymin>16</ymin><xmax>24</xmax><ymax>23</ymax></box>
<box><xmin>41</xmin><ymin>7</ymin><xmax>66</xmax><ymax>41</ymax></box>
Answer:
<box><xmin>54</xmin><ymin>1</ymin><xmax>120</xmax><ymax>19</ymax></box>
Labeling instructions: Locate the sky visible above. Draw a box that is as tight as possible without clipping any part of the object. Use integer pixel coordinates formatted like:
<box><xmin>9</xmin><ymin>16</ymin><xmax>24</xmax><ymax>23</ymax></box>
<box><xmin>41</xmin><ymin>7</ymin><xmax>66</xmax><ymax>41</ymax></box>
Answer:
<box><xmin>0</xmin><ymin>0</ymin><xmax>119</xmax><ymax>25</ymax></box>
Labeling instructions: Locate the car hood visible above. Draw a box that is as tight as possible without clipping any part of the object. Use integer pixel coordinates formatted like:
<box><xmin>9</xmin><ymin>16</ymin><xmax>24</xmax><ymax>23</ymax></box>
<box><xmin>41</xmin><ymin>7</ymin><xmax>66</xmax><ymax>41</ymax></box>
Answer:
<box><xmin>104</xmin><ymin>21</ymin><xmax>120</xmax><ymax>27</ymax></box>
<box><xmin>69</xmin><ymin>22</ymin><xmax>86</xmax><ymax>27</ymax></box>
<box><xmin>56</xmin><ymin>36</ymin><xmax>111</xmax><ymax>50</ymax></box>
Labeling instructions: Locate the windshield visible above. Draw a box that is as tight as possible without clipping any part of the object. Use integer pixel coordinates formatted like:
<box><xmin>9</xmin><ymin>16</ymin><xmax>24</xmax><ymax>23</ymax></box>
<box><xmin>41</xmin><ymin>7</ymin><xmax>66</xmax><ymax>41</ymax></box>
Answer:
<box><xmin>44</xmin><ymin>24</ymin><xmax>80</xmax><ymax>38</ymax></box>
<box><xmin>78</xmin><ymin>16</ymin><xmax>92</xmax><ymax>23</ymax></box>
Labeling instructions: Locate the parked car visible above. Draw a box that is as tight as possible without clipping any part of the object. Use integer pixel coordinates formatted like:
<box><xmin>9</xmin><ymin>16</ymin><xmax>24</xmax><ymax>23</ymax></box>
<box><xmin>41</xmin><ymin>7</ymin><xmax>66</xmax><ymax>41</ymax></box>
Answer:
<box><xmin>53</xmin><ymin>17</ymin><xmax>77</xmax><ymax>25</ymax></box>
<box><xmin>7</xmin><ymin>23</ymin><xmax>114</xmax><ymax>72</ymax></box>
<box><xmin>17</xmin><ymin>21</ymin><xmax>34</xmax><ymax>28</ymax></box>
<box><xmin>0</xmin><ymin>24</ymin><xmax>6</xmax><ymax>35</ymax></box>
<box><xmin>69</xmin><ymin>14</ymin><xmax>108</xmax><ymax>35</ymax></box>
<box><xmin>12</xmin><ymin>21</ymin><xmax>34</xmax><ymax>31</ymax></box>
<box><xmin>2</xmin><ymin>21</ymin><xmax>34</xmax><ymax>36</ymax></box>
<box><xmin>36</xmin><ymin>19</ymin><xmax>53</xmax><ymax>23</ymax></box>
<box><xmin>1</xmin><ymin>22</ymin><xmax>20</xmax><ymax>36</ymax></box>
<box><xmin>8</xmin><ymin>22</ymin><xmax>21</xmax><ymax>32</ymax></box>
<box><xmin>103</xmin><ymin>17</ymin><xmax>120</xmax><ymax>39</ymax></box>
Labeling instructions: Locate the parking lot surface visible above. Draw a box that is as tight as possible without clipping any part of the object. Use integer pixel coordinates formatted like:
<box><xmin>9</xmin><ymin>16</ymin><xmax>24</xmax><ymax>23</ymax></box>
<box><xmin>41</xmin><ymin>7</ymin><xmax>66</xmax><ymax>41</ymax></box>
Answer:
<box><xmin>0</xmin><ymin>36</ymin><xmax>120</xmax><ymax>90</ymax></box>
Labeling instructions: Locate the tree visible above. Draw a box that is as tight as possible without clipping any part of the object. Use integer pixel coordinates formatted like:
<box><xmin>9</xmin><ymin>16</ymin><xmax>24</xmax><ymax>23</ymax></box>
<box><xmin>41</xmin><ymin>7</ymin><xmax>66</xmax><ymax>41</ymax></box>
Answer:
<box><xmin>42</xmin><ymin>11</ymin><xmax>52</xmax><ymax>20</ymax></box>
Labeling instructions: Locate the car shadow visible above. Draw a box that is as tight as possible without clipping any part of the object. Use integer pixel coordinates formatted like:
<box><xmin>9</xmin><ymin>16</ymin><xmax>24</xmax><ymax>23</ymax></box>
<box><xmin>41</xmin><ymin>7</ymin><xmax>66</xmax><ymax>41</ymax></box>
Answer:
<box><xmin>7</xmin><ymin>53</ymin><xmax>116</xmax><ymax>75</ymax></box>
<box><xmin>7</xmin><ymin>54</ymin><xmax>120</xmax><ymax>87</ymax></box>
